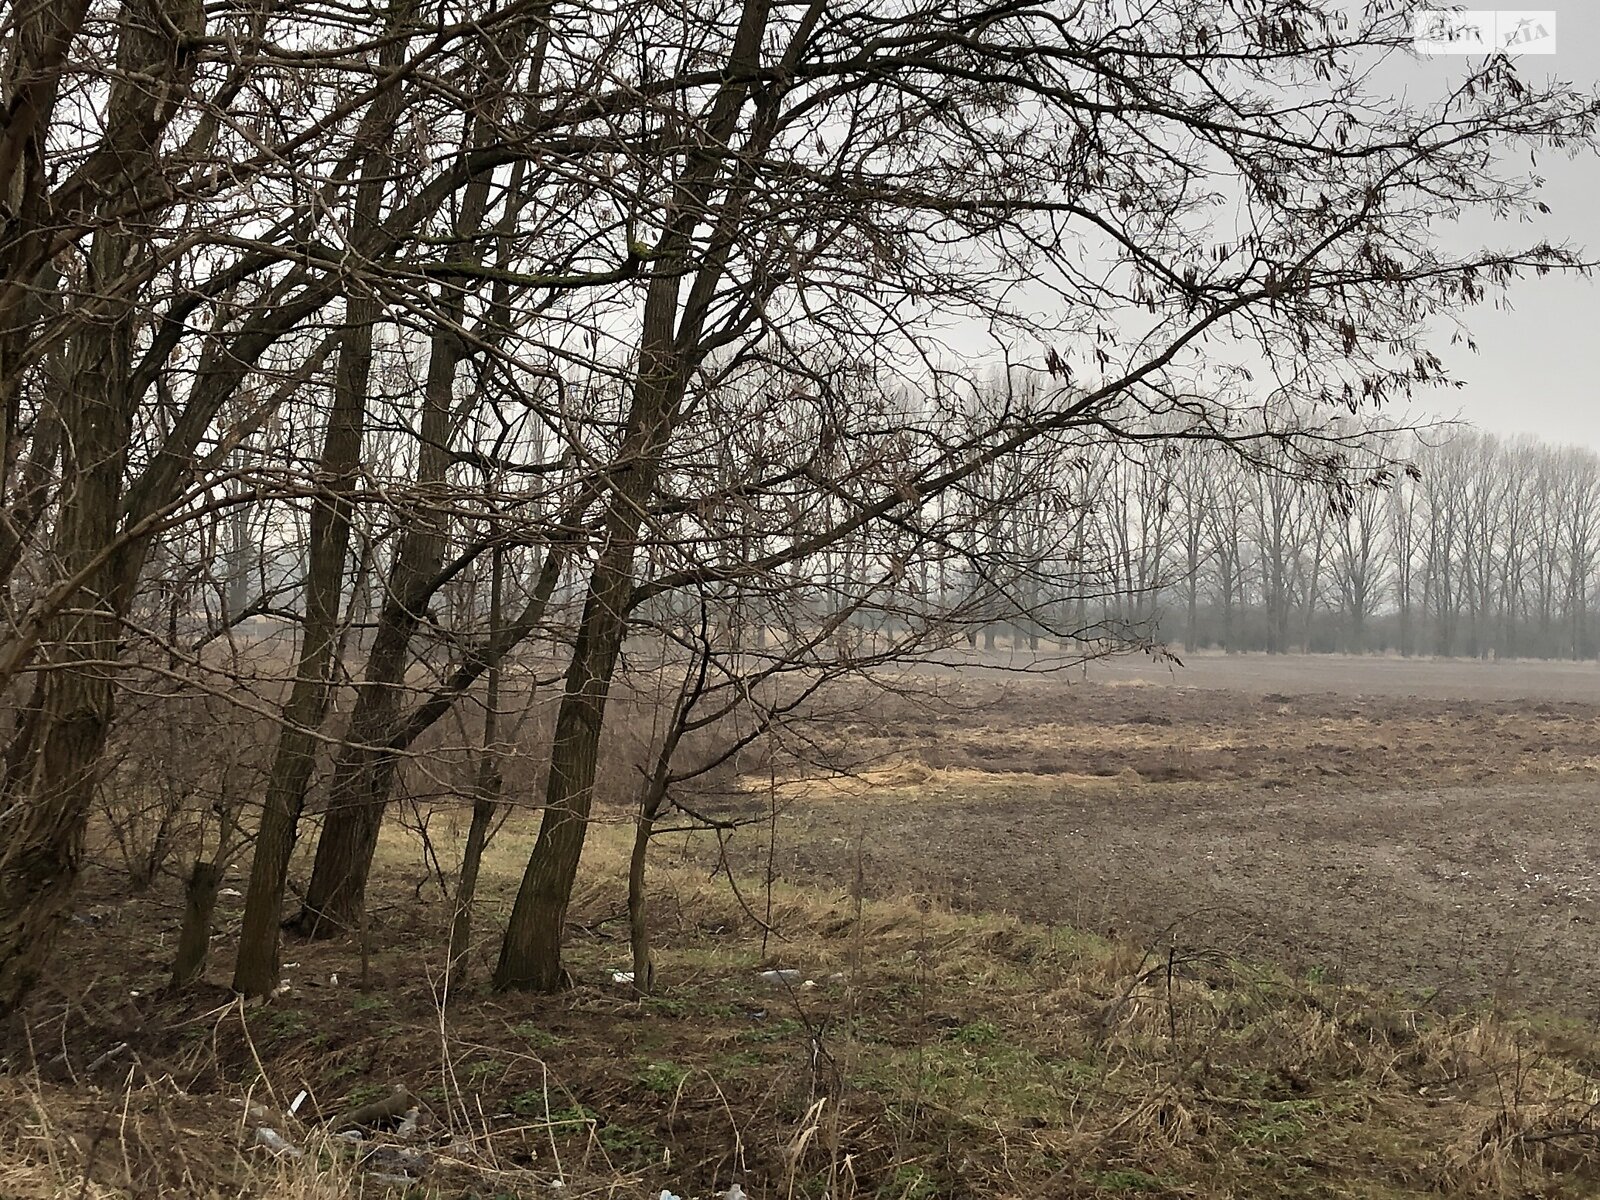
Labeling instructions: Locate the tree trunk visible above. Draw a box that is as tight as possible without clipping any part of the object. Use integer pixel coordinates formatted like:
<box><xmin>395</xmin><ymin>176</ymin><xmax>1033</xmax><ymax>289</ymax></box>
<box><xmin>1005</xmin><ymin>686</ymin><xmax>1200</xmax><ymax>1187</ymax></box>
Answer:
<box><xmin>627</xmin><ymin>805</ymin><xmax>658</xmax><ymax>997</ymax></box>
<box><xmin>232</xmin><ymin>5</ymin><xmax>408</xmax><ymax>993</ymax></box>
<box><xmin>446</xmin><ymin>546</ymin><xmax>504</xmax><ymax>992</ymax></box>
<box><xmin>230</xmin><ymin>304</ymin><xmax>377</xmax><ymax>995</ymax></box>
<box><xmin>493</xmin><ymin>284</ymin><xmax>696</xmax><ymax>996</ymax></box>
<box><xmin>291</xmin><ymin>540</ymin><xmax>566</xmax><ymax>936</ymax></box>
<box><xmin>170</xmin><ymin>859</ymin><xmax>223</xmax><ymax>989</ymax></box>
<box><xmin>288</xmin><ymin>64</ymin><xmax>537</xmax><ymax>938</ymax></box>
<box><xmin>493</xmin><ymin>543</ymin><xmax>639</xmax><ymax>991</ymax></box>
<box><xmin>0</xmin><ymin>0</ymin><xmax>203</xmax><ymax>1013</ymax></box>
<box><xmin>0</xmin><ymin>709</ymin><xmax>112</xmax><ymax>1010</ymax></box>
<box><xmin>287</xmin><ymin>568</ymin><xmax>446</xmax><ymax>940</ymax></box>
<box><xmin>494</xmin><ymin>0</ymin><xmax>774</xmax><ymax>992</ymax></box>
<box><xmin>289</xmin><ymin>396</ymin><xmax>454</xmax><ymax>940</ymax></box>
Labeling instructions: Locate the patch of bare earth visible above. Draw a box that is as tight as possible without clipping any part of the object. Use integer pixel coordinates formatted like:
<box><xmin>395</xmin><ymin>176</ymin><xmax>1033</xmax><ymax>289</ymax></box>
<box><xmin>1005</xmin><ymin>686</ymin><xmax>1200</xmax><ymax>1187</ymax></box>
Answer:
<box><xmin>725</xmin><ymin>664</ymin><xmax>1600</xmax><ymax>1015</ymax></box>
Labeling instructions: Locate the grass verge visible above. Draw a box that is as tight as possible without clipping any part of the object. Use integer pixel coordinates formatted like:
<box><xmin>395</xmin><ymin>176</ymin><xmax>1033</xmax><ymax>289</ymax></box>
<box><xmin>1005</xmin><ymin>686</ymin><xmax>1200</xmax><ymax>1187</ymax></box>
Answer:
<box><xmin>3</xmin><ymin>815</ymin><xmax>1598</xmax><ymax>1199</ymax></box>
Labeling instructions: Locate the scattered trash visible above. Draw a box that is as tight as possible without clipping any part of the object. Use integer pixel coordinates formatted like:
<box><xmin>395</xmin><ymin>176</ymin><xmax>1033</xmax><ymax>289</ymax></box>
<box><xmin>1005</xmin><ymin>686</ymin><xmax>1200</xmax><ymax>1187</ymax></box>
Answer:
<box><xmin>611</xmin><ymin>970</ymin><xmax>636</xmax><ymax>986</ymax></box>
<box><xmin>335</xmin><ymin>1130</ymin><xmax>364</xmax><ymax>1144</ymax></box>
<box><xmin>329</xmin><ymin>972</ymin><xmax>339</xmax><ymax>986</ymax></box>
<box><xmin>361</xmin><ymin>1145</ymin><xmax>428</xmax><ymax>1178</ymax></box>
<box><xmin>219</xmin><ymin>887</ymin><xmax>243</xmax><ymax>898</ymax></box>
<box><xmin>270</xmin><ymin>979</ymin><xmax>291</xmax><ymax>998</ymax></box>
<box><xmin>289</xmin><ymin>1089</ymin><xmax>309</xmax><ymax>1116</ymax></box>
<box><xmin>659</xmin><ymin>1191</ymin><xmax>683</xmax><ymax>1200</ymax></box>
<box><xmin>801</xmin><ymin>979</ymin><xmax>818</xmax><ymax>990</ymax></box>
<box><xmin>395</xmin><ymin>1107</ymin><xmax>420</xmax><ymax>1139</ymax></box>
<box><xmin>758</xmin><ymin>969</ymin><xmax>802</xmax><ymax>986</ymax></box>
<box><xmin>251</xmin><ymin>1126</ymin><xmax>302</xmax><ymax>1159</ymax></box>
<box><xmin>726</xmin><ymin>1186</ymin><xmax>749</xmax><ymax>1200</ymax></box>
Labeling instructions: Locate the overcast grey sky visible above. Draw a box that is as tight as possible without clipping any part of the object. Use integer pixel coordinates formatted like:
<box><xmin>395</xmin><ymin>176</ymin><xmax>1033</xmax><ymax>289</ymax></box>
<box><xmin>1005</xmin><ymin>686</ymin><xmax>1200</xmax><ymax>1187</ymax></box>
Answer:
<box><xmin>1413</xmin><ymin>8</ymin><xmax>1600</xmax><ymax>447</ymax></box>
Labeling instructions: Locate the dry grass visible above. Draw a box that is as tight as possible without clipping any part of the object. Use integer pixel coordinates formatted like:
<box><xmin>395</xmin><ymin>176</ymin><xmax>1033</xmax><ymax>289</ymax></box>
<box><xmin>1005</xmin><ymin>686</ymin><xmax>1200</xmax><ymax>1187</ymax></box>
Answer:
<box><xmin>0</xmin><ymin>1073</ymin><xmax>362</xmax><ymax>1199</ymax></box>
<box><xmin>7</xmin><ymin>811</ymin><xmax>1598</xmax><ymax>1199</ymax></box>
<box><xmin>795</xmin><ymin>677</ymin><xmax>1600</xmax><ymax>790</ymax></box>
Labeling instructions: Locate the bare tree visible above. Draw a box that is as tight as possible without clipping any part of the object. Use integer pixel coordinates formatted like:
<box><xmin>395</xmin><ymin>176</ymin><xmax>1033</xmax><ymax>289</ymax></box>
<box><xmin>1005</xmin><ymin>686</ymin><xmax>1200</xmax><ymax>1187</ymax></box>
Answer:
<box><xmin>1329</xmin><ymin>444</ymin><xmax>1393</xmax><ymax>655</ymax></box>
<box><xmin>231</xmin><ymin>0</ymin><xmax>419</xmax><ymax>997</ymax></box>
<box><xmin>0</xmin><ymin>0</ymin><xmax>206</xmax><ymax>1008</ymax></box>
<box><xmin>1555</xmin><ymin>447</ymin><xmax>1600</xmax><ymax>659</ymax></box>
<box><xmin>0</xmin><ymin>0</ymin><xmax>1596</xmax><ymax>1014</ymax></box>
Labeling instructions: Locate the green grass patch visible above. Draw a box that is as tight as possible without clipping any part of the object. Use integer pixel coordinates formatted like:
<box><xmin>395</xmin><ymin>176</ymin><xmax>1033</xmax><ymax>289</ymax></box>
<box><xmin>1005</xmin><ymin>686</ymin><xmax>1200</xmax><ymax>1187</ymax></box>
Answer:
<box><xmin>635</xmin><ymin>1059</ymin><xmax>690</xmax><ymax>1094</ymax></box>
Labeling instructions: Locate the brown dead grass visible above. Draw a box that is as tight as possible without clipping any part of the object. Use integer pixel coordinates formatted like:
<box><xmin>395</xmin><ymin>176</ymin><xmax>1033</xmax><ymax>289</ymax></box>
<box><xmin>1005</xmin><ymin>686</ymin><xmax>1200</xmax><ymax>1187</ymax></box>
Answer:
<box><xmin>788</xmin><ymin>679</ymin><xmax>1600</xmax><ymax>792</ymax></box>
<box><xmin>5</xmin><ymin>811</ymin><xmax>1599</xmax><ymax>1199</ymax></box>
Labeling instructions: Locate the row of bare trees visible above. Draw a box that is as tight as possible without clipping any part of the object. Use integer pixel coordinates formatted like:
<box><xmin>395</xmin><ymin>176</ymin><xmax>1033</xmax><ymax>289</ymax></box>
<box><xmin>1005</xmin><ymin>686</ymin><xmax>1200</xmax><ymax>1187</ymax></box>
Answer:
<box><xmin>0</xmin><ymin>0</ymin><xmax>1595</xmax><ymax>1018</ymax></box>
<box><xmin>959</xmin><ymin>429</ymin><xmax>1600</xmax><ymax>660</ymax></box>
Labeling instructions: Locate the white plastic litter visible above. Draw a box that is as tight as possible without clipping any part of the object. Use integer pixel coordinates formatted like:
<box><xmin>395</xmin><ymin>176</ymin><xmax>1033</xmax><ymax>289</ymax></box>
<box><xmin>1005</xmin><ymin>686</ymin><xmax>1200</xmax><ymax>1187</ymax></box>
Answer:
<box><xmin>219</xmin><ymin>887</ymin><xmax>242</xmax><ymax>898</ymax></box>
<box><xmin>758</xmin><ymin>969</ymin><xmax>802</xmax><ymax>986</ymax></box>
<box><xmin>611</xmin><ymin>970</ymin><xmax>635</xmax><ymax>985</ymax></box>
<box><xmin>395</xmin><ymin>1107</ymin><xmax>420</xmax><ymax>1138</ymax></box>
<box><xmin>726</xmin><ymin>1186</ymin><xmax>749</xmax><ymax>1200</ymax></box>
<box><xmin>659</xmin><ymin>1191</ymin><xmax>682</xmax><ymax>1200</ymax></box>
<box><xmin>289</xmin><ymin>1089</ymin><xmax>308</xmax><ymax>1116</ymax></box>
<box><xmin>251</xmin><ymin>1126</ymin><xmax>302</xmax><ymax>1159</ymax></box>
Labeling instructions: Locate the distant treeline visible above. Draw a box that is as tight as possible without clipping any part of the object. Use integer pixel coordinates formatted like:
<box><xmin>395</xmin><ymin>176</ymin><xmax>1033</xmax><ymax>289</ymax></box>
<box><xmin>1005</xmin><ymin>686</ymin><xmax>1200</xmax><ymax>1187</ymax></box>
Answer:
<box><xmin>1046</xmin><ymin>429</ymin><xmax>1600</xmax><ymax>660</ymax></box>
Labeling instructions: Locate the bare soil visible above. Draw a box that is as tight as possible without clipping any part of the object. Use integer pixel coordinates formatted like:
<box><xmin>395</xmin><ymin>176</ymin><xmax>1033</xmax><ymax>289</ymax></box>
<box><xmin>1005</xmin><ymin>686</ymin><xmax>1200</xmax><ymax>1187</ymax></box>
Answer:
<box><xmin>959</xmin><ymin>648</ymin><xmax>1600</xmax><ymax>701</ymax></box>
<box><xmin>720</xmin><ymin>657</ymin><xmax>1600</xmax><ymax>1016</ymax></box>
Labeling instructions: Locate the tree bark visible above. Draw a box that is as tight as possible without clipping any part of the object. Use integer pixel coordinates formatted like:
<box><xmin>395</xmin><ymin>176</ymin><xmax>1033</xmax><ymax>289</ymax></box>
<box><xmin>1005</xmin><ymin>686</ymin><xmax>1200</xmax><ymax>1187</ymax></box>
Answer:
<box><xmin>288</xmin><ymin>30</ymin><xmax>539</xmax><ymax>939</ymax></box>
<box><xmin>170</xmin><ymin>859</ymin><xmax>222</xmax><ymax>989</ymax></box>
<box><xmin>290</xmin><ymin>539</ymin><xmax>567</xmax><ymax>936</ymax></box>
<box><xmin>0</xmin><ymin>0</ymin><xmax>203</xmax><ymax>1015</ymax></box>
<box><xmin>627</xmin><ymin>804</ymin><xmax>659</xmax><ymax>997</ymax></box>
<box><xmin>232</xmin><ymin>1</ymin><xmax>410</xmax><ymax>995</ymax></box>
<box><xmin>446</xmin><ymin>546</ymin><xmax>504</xmax><ymax>992</ymax></box>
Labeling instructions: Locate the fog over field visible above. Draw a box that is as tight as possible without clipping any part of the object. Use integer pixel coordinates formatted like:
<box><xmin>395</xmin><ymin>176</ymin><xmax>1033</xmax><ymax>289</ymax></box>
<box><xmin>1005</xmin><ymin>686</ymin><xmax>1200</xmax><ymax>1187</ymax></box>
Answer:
<box><xmin>1082</xmin><ymin>651</ymin><xmax>1600</xmax><ymax>700</ymax></box>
